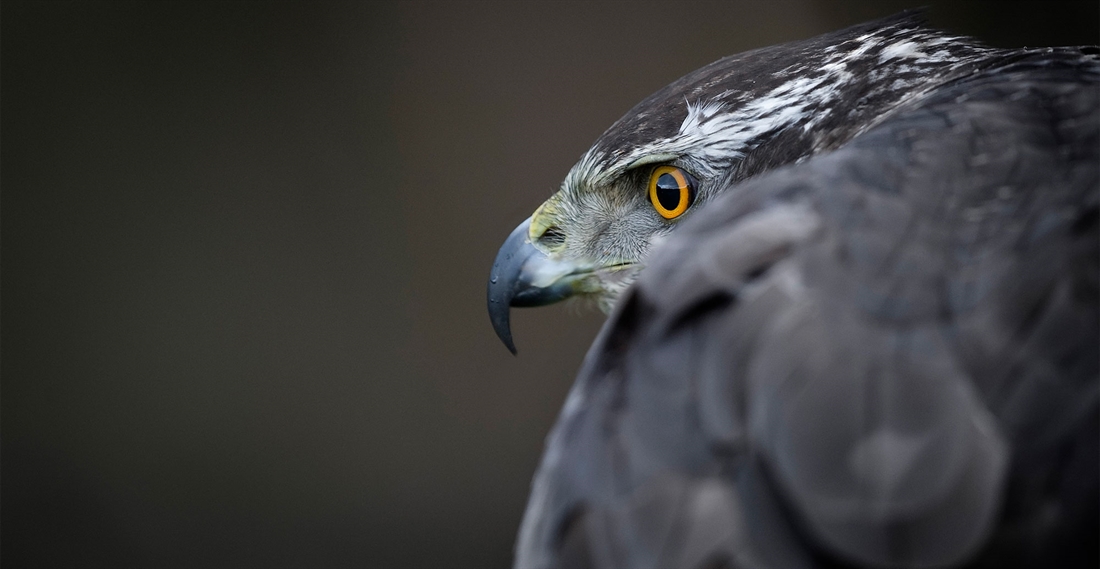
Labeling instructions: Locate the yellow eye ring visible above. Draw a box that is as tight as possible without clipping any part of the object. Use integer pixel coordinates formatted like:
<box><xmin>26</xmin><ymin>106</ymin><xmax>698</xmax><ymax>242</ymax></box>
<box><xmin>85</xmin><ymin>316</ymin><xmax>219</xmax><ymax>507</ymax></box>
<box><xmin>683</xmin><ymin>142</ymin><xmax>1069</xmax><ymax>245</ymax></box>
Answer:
<box><xmin>648</xmin><ymin>166</ymin><xmax>697</xmax><ymax>219</ymax></box>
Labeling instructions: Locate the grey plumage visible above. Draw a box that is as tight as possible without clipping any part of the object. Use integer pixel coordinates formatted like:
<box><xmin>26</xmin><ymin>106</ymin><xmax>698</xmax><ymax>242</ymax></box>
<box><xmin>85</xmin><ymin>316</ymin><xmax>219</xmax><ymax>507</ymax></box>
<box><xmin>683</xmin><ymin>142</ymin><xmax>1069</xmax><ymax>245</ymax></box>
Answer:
<box><xmin>490</xmin><ymin>13</ymin><xmax>1099</xmax><ymax>569</ymax></box>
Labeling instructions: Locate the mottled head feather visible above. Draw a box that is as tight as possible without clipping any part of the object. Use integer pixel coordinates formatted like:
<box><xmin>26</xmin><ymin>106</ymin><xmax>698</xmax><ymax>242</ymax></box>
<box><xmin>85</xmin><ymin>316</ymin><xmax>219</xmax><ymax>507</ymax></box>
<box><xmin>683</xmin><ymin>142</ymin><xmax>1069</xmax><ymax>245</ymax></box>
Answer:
<box><xmin>562</xmin><ymin>12</ymin><xmax>991</xmax><ymax>197</ymax></box>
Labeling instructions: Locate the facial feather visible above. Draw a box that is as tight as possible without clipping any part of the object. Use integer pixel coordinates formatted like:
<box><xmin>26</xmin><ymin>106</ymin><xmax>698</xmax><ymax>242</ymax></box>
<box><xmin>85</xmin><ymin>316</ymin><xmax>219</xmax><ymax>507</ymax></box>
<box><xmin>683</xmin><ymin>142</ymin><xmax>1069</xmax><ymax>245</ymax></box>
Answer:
<box><xmin>528</xmin><ymin>13</ymin><xmax>993</xmax><ymax>310</ymax></box>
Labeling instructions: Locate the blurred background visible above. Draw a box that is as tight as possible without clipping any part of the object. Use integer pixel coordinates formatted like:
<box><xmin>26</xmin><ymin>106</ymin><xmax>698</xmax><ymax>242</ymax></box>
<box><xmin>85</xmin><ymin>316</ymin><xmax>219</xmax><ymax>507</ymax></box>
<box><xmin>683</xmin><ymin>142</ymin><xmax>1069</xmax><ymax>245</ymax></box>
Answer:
<box><xmin>2</xmin><ymin>1</ymin><xmax>1096</xmax><ymax>567</ymax></box>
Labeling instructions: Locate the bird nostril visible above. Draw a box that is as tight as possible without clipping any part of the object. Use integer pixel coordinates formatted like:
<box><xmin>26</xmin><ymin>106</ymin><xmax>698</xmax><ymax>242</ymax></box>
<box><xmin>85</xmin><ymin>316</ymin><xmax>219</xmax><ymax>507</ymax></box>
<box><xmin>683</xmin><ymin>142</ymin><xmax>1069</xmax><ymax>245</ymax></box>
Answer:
<box><xmin>537</xmin><ymin>226</ymin><xmax>566</xmax><ymax>249</ymax></box>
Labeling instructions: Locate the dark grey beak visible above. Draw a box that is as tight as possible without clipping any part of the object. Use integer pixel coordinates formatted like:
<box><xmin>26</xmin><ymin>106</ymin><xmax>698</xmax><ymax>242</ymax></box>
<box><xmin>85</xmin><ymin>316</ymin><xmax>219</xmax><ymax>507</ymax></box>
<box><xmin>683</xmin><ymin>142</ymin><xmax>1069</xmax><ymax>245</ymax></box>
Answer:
<box><xmin>487</xmin><ymin>217</ymin><xmax>580</xmax><ymax>354</ymax></box>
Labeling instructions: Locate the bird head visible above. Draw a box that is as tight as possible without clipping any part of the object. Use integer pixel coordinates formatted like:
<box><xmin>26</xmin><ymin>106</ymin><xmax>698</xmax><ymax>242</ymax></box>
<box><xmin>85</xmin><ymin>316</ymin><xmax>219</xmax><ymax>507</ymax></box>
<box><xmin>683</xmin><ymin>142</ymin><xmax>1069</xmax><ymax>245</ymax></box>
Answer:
<box><xmin>488</xmin><ymin>13</ymin><xmax>985</xmax><ymax>353</ymax></box>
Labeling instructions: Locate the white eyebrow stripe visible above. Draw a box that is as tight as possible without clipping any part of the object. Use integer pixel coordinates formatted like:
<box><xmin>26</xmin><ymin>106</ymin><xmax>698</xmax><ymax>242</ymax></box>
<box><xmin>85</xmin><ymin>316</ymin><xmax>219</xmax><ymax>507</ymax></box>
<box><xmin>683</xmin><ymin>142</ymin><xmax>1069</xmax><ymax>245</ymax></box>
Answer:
<box><xmin>561</xmin><ymin>24</ymin><xmax>987</xmax><ymax>194</ymax></box>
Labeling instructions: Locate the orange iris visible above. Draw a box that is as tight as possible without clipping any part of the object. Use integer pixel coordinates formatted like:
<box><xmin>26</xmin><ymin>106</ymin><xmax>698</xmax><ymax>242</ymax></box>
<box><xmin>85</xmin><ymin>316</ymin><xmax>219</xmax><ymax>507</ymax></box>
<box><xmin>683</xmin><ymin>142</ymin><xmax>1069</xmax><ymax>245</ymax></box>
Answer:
<box><xmin>648</xmin><ymin>165</ymin><xmax>696</xmax><ymax>219</ymax></box>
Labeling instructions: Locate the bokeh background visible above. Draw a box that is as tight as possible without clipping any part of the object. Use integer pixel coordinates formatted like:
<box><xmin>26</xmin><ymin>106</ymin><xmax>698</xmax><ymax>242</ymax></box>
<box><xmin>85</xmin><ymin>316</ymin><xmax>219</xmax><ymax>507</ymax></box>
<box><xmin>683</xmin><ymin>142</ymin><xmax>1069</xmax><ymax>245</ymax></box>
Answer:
<box><xmin>3</xmin><ymin>1</ymin><xmax>1097</xmax><ymax>567</ymax></box>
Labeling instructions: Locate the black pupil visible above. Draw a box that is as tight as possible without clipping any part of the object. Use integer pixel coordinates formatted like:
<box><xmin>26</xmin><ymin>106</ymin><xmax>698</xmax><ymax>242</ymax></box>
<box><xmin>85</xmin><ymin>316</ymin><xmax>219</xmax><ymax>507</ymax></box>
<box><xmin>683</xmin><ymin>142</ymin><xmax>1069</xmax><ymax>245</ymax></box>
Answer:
<box><xmin>655</xmin><ymin>173</ymin><xmax>682</xmax><ymax>210</ymax></box>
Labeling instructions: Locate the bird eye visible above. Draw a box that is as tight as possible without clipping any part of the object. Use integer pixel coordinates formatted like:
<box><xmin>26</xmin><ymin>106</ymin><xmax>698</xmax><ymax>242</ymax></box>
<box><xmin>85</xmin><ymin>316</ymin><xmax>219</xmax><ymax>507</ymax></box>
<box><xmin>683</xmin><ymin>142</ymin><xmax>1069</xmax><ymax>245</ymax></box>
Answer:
<box><xmin>648</xmin><ymin>166</ymin><xmax>697</xmax><ymax>220</ymax></box>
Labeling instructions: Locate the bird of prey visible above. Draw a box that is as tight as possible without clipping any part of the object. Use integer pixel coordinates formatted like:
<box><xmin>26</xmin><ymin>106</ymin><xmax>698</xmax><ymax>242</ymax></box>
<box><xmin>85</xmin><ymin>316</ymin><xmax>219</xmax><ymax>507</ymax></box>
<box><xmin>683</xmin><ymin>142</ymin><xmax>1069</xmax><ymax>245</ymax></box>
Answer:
<box><xmin>487</xmin><ymin>12</ymin><xmax>1098</xmax><ymax>569</ymax></box>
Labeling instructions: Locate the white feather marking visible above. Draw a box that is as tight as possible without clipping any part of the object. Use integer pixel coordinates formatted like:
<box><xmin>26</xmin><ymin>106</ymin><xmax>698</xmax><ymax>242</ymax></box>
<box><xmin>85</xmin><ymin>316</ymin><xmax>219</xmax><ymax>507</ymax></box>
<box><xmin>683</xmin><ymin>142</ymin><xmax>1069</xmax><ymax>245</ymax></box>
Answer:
<box><xmin>562</xmin><ymin>25</ymin><xmax>987</xmax><ymax>193</ymax></box>
<box><xmin>879</xmin><ymin>40</ymin><xmax>930</xmax><ymax>62</ymax></box>
<box><xmin>679</xmin><ymin>99</ymin><xmax>728</xmax><ymax>136</ymax></box>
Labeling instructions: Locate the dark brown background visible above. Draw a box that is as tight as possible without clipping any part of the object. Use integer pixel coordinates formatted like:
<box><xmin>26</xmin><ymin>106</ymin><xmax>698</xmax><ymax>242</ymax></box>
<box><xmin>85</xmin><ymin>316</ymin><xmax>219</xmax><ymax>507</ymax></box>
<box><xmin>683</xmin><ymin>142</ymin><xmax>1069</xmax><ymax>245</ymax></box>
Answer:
<box><xmin>2</xmin><ymin>1</ymin><xmax>1096</xmax><ymax>567</ymax></box>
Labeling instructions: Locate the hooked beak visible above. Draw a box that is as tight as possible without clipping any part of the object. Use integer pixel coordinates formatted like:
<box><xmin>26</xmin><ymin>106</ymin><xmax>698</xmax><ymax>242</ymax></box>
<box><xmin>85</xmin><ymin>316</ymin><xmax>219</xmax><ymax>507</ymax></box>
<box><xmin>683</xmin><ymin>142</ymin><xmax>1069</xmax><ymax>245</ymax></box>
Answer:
<box><xmin>487</xmin><ymin>217</ymin><xmax>584</xmax><ymax>354</ymax></box>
